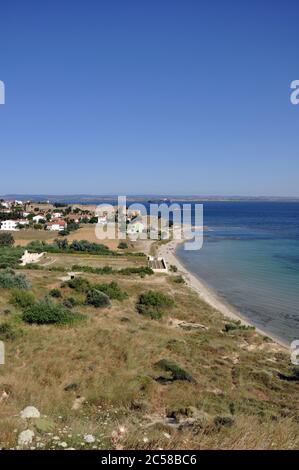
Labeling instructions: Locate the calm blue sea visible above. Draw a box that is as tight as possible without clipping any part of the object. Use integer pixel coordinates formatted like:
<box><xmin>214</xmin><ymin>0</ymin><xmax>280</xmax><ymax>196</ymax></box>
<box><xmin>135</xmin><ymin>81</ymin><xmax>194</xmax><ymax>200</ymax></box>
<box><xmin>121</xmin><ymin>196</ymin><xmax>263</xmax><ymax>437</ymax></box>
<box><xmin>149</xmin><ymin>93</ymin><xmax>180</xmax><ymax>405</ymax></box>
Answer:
<box><xmin>176</xmin><ymin>202</ymin><xmax>299</xmax><ymax>345</ymax></box>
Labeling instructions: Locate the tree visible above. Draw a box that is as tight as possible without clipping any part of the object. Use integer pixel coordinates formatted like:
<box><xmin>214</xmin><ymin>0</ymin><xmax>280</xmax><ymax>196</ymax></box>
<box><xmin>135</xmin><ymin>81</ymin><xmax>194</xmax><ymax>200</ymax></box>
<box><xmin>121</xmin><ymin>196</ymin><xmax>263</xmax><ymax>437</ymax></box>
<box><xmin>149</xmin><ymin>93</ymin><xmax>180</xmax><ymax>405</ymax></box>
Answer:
<box><xmin>0</xmin><ymin>233</ymin><xmax>15</xmax><ymax>247</ymax></box>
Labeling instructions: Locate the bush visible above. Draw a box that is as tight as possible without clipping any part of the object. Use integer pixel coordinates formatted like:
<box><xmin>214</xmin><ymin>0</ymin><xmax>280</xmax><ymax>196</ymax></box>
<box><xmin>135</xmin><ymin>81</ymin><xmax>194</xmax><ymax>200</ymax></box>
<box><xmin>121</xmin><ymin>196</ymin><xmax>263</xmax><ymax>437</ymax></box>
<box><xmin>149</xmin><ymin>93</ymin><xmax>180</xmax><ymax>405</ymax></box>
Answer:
<box><xmin>172</xmin><ymin>275</ymin><xmax>185</xmax><ymax>284</ymax></box>
<box><xmin>10</xmin><ymin>289</ymin><xmax>36</xmax><ymax>309</ymax></box>
<box><xmin>223</xmin><ymin>320</ymin><xmax>255</xmax><ymax>333</ymax></box>
<box><xmin>71</xmin><ymin>264</ymin><xmax>153</xmax><ymax>277</ymax></box>
<box><xmin>155</xmin><ymin>359</ymin><xmax>196</xmax><ymax>383</ymax></box>
<box><xmin>0</xmin><ymin>321</ymin><xmax>23</xmax><ymax>340</ymax></box>
<box><xmin>22</xmin><ymin>300</ymin><xmax>85</xmax><ymax>325</ymax></box>
<box><xmin>137</xmin><ymin>304</ymin><xmax>163</xmax><ymax>320</ymax></box>
<box><xmin>136</xmin><ymin>290</ymin><xmax>174</xmax><ymax>319</ymax></box>
<box><xmin>93</xmin><ymin>282</ymin><xmax>128</xmax><ymax>301</ymax></box>
<box><xmin>69</xmin><ymin>240</ymin><xmax>110</xmax><ymax>254</ymax></box>
<box><xmin>63</xmin><ymin>297</ymin><xmax>78</xmax><ymax>309</ymax></box>
<box><xmin>67</xmin><ymin>276</ymin><xmax>91</xmax><ymax>293</ymax></box>
<box><xmin>118</xmin><ymin>242</ymin><xmax>128</xmax><ymax>249</ymax></box>
<box><xmin>0</xmin><ymin>269</ymin><xmax>29</xmax><ymax>289</ymax></box>
<box><xmin>49</xmin><ymin>288</ymin><xmax>62</xmax><ymax>298</ymax></box>
<box><xmin>0</xmin><ymin>233</ymin><xmax>15</xmax><ymax>247</ymax></box>
<box><xmin>0</xmin><ymin>246</ymin><xmax>24</xmax><ymax>269</ymax></box>
<box><xmin>169</xmin><ymin>264</ymin><xmax>178</xmax><ymax>273</ymax></box>
<box><xmin>85</xmin><ymin>289</ymin><xmax>110</xmax><ymax>308</ymax></box>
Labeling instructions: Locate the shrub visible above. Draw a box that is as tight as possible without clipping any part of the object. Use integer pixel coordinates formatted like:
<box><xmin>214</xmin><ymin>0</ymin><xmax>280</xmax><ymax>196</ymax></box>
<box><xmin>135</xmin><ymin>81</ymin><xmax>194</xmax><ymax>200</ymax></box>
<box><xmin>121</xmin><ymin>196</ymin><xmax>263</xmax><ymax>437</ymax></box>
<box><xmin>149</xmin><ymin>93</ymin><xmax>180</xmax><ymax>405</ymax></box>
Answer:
<box><xmin>10</xmin><ymin>289</ymin><xmax>36</xmax><ymax>309</ymax></box>
<box><xmin>0</xmin><ymin>233</ymin><xmax>15</xmax><ymax>247</ymax></box>
<box><xmin>0</xmin><ymin>269</ymin><xmax>29</xmax><ymax>289</ymax></box>
<box><xmin>136</xmin><ymin>290</ymin><xmax>174</xmax><ymax>319</ymax></box>
<box><xmin>22</xmin><ymin>300</ymin><xmax>85</xmax><ymax>325</ymax></box>
<box><xmin>63</xmin><ymin>297</ymin><xmax>78</xmax><ymax>309</ymax></box>
<box><xmin>0</xmin><ymin>246</ymin><xmax>24</xmax><ymax>268</ymax></box>
<box><xmin>0</xmin><ymin>321</ymin><xmax>23</xmax><ymax>340</ymax></box>
<box><xmin>137</xmin><ymin>304</ymin><xmax>163</xmax><ymax>320</ymax></box>
<box><xmin>69</xmin><ymin>240</ymin><xmax>110</xmax><ymax>254</ymax></box>
<box><xmin>49</xmin><ymin>288</ymin><xmax>62</xmax><ymax>298</ymax></box>
<box><xmin>169</xmin><ymin>264</ymin><xmax>178</xmax><ymax>273</ymax></box>
<box><xmin>93</xmin><ymin>282</ymin><xmax>128</xmax><ymax>301</ymax></box>
<box><xmin>223</xmin><ymin>320</ymin><xmax>255</xmax><ymax>333</ymax></box>
<box><xmin>172</xmin><ymin>275</ymin><xmax>185</xmax><ymax>284</ymax></box>
<box><xmin>67</xmin><ymin>277</ymin><xmax>91</xmax><ymax>293</ymax></box>
<box><xmin>85</xmin><ymin>289</ymin><xmax>110</xmax><ymax>308</ymax></box>
<box><xmin>155</xmin><ymin>359</ymin><xmax>197</xmax><ymax>383</ymax></box>
<box><xmin>118</xmin><ymin>242</ymin><xmax>128</xmax><ymax>249</ymax></box>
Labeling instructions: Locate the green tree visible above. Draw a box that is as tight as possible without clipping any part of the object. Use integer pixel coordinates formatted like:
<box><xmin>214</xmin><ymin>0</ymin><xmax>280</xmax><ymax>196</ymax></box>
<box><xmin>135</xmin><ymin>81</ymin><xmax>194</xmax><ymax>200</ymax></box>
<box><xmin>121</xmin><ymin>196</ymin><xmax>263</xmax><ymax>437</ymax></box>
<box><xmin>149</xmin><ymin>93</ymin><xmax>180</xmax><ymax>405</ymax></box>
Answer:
<box><xmin>0</xmin><ymin>233</ymin><xmax>15</xmax><ymax>247</ymax></box>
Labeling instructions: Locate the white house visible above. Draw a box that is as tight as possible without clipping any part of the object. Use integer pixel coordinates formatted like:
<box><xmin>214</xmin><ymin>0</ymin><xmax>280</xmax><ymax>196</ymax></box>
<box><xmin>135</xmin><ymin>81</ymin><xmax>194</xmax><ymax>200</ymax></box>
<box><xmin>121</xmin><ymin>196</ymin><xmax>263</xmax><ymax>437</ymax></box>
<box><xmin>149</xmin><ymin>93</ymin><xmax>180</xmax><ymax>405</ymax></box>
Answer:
<box><xmin>46</xmin><ymin>219</ymin><xmax>67</xmax><ymax>232</ymax></box>
<box><xmin>0</xmin><ymin>220</ymin><xmax>19</xmax><ymax>231</ymax></box>
<box><xmin>17</xmin><ymin>219</ymin><xmax>29</xmax><ymax>226</ymax></box>
<box><xmin>51</xmin><ymin>212</ymin><xmax>62</xmax><ymax>219</ymax></box>
<box><xmin>32</xmin><ymin>215</ymin><xmax>45</xmax><ymax>223</ymax></box>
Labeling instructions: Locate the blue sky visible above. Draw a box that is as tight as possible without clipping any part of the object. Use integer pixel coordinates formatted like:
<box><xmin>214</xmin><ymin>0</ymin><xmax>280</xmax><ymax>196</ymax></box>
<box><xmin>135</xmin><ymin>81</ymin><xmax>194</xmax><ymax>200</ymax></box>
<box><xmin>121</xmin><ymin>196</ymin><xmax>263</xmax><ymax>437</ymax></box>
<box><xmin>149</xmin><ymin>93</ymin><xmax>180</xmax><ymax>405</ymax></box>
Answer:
<box><xmin>0</xmin><ymin>0</ymin><xmax>298</xmax><ymax>196</ymax></box>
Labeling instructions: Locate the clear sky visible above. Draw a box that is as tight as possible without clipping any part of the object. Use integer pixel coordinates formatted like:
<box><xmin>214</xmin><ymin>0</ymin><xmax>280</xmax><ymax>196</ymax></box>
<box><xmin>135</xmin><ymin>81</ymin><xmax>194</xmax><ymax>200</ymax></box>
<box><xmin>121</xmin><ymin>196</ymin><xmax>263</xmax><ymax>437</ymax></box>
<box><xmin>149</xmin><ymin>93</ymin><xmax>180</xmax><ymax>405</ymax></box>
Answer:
<box><xmin>0</xmin><ymin>0</ymin><xmax>298</xmax><ymax>196</ymax></box>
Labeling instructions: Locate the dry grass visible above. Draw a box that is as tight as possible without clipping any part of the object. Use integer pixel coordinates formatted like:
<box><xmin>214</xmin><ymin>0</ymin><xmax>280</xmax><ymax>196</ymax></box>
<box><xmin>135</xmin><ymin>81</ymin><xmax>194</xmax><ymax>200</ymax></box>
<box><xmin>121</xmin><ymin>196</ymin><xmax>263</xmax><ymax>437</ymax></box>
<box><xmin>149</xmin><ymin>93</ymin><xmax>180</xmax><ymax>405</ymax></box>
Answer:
<box><xmin>0</xmin><ymin>266</ymin><xmax>299</xmax><ymax>450</ymax></box>
<box><xmin>14</xmin><ymin>230</ymin><xmax>56</xmax><ymax>247</ymax></box>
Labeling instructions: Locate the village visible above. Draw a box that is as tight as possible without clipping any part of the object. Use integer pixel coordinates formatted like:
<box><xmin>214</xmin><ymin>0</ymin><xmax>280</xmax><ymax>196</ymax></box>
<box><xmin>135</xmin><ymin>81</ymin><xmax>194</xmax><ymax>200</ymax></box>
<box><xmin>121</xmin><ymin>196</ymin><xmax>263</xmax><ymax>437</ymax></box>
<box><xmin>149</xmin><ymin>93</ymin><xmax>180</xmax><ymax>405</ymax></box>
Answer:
<box><xmin>0</xmin><ymin>198</ymin><xmax>146</xmax><ymax>235</ymax></box>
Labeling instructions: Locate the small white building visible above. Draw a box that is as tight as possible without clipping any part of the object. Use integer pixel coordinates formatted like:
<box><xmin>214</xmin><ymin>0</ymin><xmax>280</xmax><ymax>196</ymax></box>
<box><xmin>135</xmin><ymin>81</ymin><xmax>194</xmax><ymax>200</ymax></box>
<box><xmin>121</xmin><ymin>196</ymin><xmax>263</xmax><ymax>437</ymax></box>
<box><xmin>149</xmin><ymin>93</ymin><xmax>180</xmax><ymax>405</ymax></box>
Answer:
<box><xmin>148</xmin><ymin>256</ymin><xmax>168</xmax><ymax>273</ymax></box>
<box><xmin>17</xmin><ymin>219</ymin><xmax>29</xmax><ymax>226</ymax></box>
<box><xmin>46</xmin><ymin>219</ymin><xmax>67</xmax><ymax>232</ymax></box>
<box><xmin>0</xmin><ymin>220</ymin><xmax>19</xmax><ymax>231</ymax></box>
<box><xmin>33</xmin><ymin>215</ymin><xmax>45</xmax><ymax>223</ymax></box>
<box><xmin>51</xmin><ymin>212</ymin><xmax>62</xmax><ymax>219</ymax></box>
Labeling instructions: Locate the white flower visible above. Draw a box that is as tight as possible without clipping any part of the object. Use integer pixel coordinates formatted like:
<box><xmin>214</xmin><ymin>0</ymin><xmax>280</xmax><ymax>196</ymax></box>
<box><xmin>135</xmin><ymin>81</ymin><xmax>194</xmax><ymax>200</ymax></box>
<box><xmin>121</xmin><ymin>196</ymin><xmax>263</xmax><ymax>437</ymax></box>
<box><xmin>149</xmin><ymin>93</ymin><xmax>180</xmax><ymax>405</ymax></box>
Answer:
<box><xmin>84</xmin><ymin>434</ymin><xmax>95</xmax><ymax>443</ymax></box>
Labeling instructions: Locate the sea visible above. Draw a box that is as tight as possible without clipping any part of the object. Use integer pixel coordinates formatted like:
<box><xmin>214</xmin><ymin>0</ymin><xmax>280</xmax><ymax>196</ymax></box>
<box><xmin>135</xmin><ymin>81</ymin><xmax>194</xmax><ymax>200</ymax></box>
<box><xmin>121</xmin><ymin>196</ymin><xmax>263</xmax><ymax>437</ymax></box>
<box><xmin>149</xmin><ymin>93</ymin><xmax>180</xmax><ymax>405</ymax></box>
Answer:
<box><xmin>176</xmin><ymin>202</ymin><xmax>299</xmax><ymax>345</ymax></box>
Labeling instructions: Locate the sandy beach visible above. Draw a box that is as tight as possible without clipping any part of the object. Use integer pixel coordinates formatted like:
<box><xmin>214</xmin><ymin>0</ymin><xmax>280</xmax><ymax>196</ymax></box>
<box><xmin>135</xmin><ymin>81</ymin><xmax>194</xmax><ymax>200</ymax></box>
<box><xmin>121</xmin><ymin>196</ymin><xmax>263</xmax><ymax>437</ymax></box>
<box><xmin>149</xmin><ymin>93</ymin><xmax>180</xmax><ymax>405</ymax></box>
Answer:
<box><xmin>158</xmin><ymin>238</ymin><xmax>288</xmax><ymax>349</ymax></box>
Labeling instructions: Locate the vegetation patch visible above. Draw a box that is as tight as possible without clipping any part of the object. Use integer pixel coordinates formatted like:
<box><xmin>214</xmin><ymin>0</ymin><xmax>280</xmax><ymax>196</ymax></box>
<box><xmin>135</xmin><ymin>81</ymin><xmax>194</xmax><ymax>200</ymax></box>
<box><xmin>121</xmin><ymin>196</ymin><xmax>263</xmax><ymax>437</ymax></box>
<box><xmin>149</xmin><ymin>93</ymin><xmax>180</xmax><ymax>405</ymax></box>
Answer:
<box><xmin>93</xmin><ymin>282</ymin><xmax>128</xmax><ymax>301</ymax></box>
<box><xmin>22</xmin><ymin>300</ymin><xmax>85</xmax><ymax>325</ymax></box>
<box><xmin>71</xmin><ymin>264</ymin><xmax>153</xmax><ymax>277</ymax></box>
<box><xmin>0</xmin><ymin>269</ymin><xmax>29</xmax><ymax>289</ymax></box>
<box><xmin>49</xmin><ymin>288</ymin><xmax>62</xmax><ymax>298</ymax></box>
<box><xmin>0</xmin><ymin>321</ymin><xmax>23</xmax><ymax>340</ymax></box>
<box><xmin>136</xmin><ymin>290</ymin><xmax>174</xmax><ymax>320</ymax></box>
<box><xmin>9</xmin><ymin>289</ymin><xmax>36</xmax><ymax>309</ymax></box>
<box><xmin>85</xmin><ymin>289</ymin><xmax>111</xmax><ymax>308</ymax></box>
<box><xmin>0</xmin><ymin>246</ymin><xmax>24</xmax><ymax>269</ymax></box>
<box><xmin>0</xmin><ymin>233</ymin><xmax>15</xmax><ymax>247</ymax></box>
<box><xmin>155</xmin><ymin>359</ymin><xmax>197</xmax><ymax>384</ymax></box>
<box><xmin>66</xmin><ymin>276</ymin><xmax>91</xmax><ymax>293</ymax></box>
<box><xmin>224</xmin><ymin>320</ymin><xmax>255</xmax><ymax>333</ymax></box>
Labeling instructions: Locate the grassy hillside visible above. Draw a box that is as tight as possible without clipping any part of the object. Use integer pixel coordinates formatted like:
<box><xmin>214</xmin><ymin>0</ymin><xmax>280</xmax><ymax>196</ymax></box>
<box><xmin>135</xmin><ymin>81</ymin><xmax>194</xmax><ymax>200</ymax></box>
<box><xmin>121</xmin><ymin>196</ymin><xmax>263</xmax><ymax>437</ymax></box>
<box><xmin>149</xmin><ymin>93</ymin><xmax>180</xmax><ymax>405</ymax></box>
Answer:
<box><xmin>0</xmin><ymin>250</ymin><xmax>299</xmax><ymax>450</ymax></box>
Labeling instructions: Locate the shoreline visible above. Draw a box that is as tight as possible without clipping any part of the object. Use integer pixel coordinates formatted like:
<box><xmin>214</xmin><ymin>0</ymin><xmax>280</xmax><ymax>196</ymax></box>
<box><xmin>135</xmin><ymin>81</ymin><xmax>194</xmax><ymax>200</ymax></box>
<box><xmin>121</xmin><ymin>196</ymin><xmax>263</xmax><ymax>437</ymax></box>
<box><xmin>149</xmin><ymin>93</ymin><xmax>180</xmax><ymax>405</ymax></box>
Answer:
<box><xmin>157</xmin><ymin>238</ymin><xmax>288</xmax><ymax>350</ymax></box>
